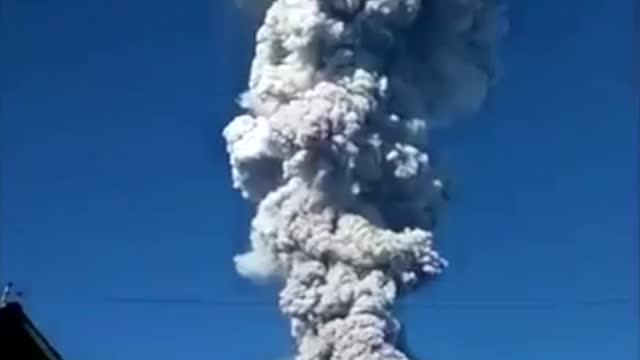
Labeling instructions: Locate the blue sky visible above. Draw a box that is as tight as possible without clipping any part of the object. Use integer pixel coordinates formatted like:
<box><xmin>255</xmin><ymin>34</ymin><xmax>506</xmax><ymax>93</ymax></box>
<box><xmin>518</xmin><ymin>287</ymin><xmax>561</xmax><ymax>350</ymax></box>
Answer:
<box><xmin>1</xmin><ymin>0</ymin><xmax>637</xmax><ymax>359</ymax></box>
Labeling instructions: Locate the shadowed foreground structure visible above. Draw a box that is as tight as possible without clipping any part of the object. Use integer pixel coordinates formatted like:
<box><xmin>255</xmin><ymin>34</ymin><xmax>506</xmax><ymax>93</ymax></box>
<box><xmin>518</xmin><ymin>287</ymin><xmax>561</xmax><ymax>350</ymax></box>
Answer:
<box><xmin>0</xmin><ymin>302</ymin><xmax>64</xmax><ymax>360</ymax></box>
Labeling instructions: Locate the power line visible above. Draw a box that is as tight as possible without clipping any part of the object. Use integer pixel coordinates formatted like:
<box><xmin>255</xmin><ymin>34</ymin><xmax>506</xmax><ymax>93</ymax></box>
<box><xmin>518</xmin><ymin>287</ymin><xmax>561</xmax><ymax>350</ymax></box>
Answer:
<box><xmin>104</xmin><ymin>295</ymin><xmax>634</xmax><ymax>310</ymax></box>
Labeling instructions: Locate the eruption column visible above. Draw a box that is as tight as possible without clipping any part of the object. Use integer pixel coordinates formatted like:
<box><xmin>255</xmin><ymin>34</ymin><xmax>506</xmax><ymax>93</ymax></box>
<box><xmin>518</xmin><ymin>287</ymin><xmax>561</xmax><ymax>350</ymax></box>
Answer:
<box><xmin>223</xmin><ymin>0</ymin><xmax>506</xmax><ymax>358</ymax></box>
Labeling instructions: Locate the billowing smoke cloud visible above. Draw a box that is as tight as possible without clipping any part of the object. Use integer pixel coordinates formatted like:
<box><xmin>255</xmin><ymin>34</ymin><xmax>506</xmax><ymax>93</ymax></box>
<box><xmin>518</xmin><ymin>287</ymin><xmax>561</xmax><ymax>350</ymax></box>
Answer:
<box><xmin>223</xmin><ymin>0</ymin><xmax>506</xmax><ymax>358</ymax></box>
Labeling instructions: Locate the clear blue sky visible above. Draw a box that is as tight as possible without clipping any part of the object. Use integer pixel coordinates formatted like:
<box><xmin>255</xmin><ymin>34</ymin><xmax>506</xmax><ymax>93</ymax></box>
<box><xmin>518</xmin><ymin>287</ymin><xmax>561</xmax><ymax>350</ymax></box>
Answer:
<box><xmin>1</xmin><ymin>0</ymin><xmax>637</xmax><ymax>359</ymax></box>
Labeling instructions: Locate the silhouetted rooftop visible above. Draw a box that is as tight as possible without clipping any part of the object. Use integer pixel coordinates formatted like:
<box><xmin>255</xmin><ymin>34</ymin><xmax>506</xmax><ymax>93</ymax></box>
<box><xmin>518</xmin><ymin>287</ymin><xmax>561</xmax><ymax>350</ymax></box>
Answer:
<box><xmin>0</xmin><ymin>302</ymin><xmax>64</xmax><ymax>360</ymax></box>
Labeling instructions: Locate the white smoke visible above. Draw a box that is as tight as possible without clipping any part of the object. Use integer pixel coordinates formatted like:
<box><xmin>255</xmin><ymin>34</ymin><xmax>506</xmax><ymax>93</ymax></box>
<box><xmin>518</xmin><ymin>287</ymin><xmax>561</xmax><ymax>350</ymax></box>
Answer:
<box><xmin>223</xmin><ymin>0</ymin><xmax>506</xmax><ymax>358</ymax></box>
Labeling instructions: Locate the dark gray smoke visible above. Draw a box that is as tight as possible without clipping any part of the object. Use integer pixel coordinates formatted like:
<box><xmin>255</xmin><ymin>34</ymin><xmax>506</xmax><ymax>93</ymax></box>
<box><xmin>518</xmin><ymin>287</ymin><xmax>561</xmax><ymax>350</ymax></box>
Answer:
<box><xmin>223</xmin><ymin>1</ymin><xmax>506</xmax><ymax>358</ymax></box>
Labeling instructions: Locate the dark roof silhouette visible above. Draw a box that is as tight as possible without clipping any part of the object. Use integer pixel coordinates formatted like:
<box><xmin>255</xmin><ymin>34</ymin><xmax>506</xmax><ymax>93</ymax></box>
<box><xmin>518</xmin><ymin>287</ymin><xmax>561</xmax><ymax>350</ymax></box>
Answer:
<box><xmin>0</xmin><ymin>302</ymin><xmax>64</xmax><ymax>360</ymax></box>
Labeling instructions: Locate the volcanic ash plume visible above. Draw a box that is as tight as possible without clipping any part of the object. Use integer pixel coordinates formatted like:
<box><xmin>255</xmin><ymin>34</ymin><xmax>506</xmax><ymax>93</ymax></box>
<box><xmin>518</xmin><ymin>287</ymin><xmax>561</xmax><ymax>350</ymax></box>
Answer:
<box><xmin>223</xmin><ymin>0</ymin><xmax>506</xmax><ymax>358</ymax></box>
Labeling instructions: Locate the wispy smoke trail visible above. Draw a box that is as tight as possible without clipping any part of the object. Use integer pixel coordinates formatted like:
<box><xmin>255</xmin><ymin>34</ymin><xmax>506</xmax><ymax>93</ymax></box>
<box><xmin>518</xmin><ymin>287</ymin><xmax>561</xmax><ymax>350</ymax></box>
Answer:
<box><xmin>224</xmin><ymin>0</ymin><xmax>506</xmax><ymax>358</ymax></box>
